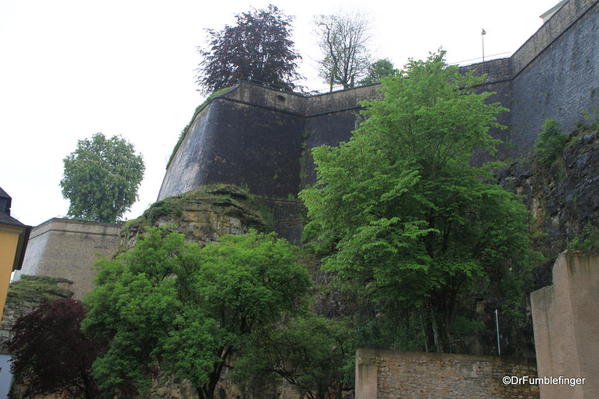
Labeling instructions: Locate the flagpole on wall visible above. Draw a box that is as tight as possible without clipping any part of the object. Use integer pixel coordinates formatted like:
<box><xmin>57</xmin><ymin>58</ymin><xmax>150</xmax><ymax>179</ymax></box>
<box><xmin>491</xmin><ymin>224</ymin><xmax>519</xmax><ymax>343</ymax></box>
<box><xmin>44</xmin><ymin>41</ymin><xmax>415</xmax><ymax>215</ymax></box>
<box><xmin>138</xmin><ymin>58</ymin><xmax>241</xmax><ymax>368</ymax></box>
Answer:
<box><xmin>481</xmin><ymin>28</ymin><xmax>486</xmax><ymax>62</ymax></box>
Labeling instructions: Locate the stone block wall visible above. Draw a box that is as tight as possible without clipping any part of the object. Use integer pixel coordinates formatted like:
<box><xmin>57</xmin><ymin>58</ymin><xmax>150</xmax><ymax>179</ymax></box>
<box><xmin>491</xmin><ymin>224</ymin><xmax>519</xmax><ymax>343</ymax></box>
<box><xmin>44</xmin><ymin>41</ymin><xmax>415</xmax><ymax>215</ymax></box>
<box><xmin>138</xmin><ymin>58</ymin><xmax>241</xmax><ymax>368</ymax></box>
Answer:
<box><xmin>160</xmin><ymin>0</ymin><xmax>598</xmax><ymax>206</ymax></box>
<box><xmin>531</xmin><ymin>252</ymin><xmax>599</xmax><ymax>399</ymax></box>
<box><xmin>510</xmin><ymin>0</ymin><xmax>599</xmax><ymax>158</ymax></box>
<box><xmin>12</xmin><ymin>218</ymin><xmax>120</xmax><ymax>299</ymax></box>
<box><xmin>355</xmin><ymin>349</ymin><xmax>539</xmax><ymax>399</ymax></box>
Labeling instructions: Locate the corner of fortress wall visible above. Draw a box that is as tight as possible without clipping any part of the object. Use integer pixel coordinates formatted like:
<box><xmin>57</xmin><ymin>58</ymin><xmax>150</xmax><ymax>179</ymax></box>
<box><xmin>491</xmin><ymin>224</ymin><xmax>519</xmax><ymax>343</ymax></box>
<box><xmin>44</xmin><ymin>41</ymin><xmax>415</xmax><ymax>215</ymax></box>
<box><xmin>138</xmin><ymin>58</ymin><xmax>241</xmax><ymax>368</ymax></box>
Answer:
<box><xmin>12</xmin><ymin>218</ymin><xmax>121</xmax><ymax>300</ymax></box>
<box><xmin>159</xmin><ymin>0</ymin><xmax>598</xmax><ymax>214</ymax></box>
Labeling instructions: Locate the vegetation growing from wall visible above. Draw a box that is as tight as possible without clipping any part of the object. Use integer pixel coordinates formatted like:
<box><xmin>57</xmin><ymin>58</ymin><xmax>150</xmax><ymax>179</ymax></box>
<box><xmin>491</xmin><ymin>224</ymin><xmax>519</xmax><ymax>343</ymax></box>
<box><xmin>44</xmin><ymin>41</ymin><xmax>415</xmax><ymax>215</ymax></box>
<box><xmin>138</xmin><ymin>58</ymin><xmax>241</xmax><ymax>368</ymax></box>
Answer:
<box><xmin>568</xmin><ymin>224</ymin><xmax>599</xmax><ymax>252</ymax></box>
<box><xmin>60</xmin><ymin>133</ymin><xmax>145</xmax><ymax>223</ymax></box>
<box><xmin>83</xmin><ymin>227</ymin><xmax>311</xmax><ymax>399</ymax></box>
<box><xmin>7</xmin><ymin>275</ymin><xmax>73</xmax><ymax>303</ymax></box>
<box><xmin>300</xmin><ymin>51</ymin><xmax>541</xmax><ymax>354</ymax></box>
<box><xmin>533</xmin><ymin>119</ymin><xmax>569</xmax><ymax>167</ymax></box>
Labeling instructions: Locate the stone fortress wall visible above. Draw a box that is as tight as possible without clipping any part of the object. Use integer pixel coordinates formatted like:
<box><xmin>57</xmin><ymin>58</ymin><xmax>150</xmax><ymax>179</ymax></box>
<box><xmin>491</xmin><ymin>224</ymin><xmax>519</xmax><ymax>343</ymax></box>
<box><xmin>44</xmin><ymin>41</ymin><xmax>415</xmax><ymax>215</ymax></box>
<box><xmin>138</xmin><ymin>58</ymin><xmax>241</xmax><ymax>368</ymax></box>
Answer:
<box><xmin>12</xmin><ymin>218</ymin><xmax>120</xmax><ymax>300</ymax></box>
<box><xmin>158</xmin><ymin>0</ymin><xmax>599</xmax><ymax>205</ymax></box>
<box><xmin>3</xmin><ymin>2</ymin><xmax>597</xmax><ymax>398</ymax></box>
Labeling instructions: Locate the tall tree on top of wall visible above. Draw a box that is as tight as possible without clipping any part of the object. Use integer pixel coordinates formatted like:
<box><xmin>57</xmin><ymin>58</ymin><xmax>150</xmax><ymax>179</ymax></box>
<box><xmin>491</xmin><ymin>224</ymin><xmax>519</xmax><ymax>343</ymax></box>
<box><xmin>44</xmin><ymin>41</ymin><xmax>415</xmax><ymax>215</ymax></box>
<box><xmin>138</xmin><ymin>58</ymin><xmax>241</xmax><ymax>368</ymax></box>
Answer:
<box><xmin>197</xmin><ymin>4</ymin><xmax>302</xmax><ymax>93</ymax></box>
<box><xmin>359</xmin><ymin>58</ymin><xmax>398</xmax><ymax>85</ymax></box>
<box><xmin>315</xmin><ymin>12</ymin><xmax>371</xmax><ymax>91</ymax></box>
<box><xmin>60</xmin><ymin>133</ymin><xmax>144</xmax><ymax>223</ymax></box>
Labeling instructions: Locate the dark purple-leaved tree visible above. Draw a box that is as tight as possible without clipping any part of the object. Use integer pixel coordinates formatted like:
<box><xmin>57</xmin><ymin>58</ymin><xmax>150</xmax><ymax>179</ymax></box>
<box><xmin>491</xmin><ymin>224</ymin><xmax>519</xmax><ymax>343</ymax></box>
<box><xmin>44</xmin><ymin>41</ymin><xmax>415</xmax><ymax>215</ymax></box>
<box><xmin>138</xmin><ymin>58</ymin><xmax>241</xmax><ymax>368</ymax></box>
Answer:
<box><xmin>8</xmin><ymin>299</ymin><xmax>100</xmax><ymax>399</ymax></box>
<box><xmin>197</xmin><ymin>4</ymin><xmax>302</xmax><ymax>93</ymax></box>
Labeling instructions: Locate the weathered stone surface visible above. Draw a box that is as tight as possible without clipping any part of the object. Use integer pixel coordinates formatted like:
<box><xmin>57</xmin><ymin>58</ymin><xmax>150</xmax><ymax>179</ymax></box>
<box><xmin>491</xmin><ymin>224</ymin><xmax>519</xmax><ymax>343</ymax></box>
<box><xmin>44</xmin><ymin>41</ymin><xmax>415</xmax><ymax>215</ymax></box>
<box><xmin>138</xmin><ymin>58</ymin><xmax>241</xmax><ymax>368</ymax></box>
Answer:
<box><xmin>11</xmin><ymin>218</ymin><xmax>120</xmax><ymax>299</ymax></box>
<box><xmin>498</xmin><ymin>126</ymin><xmax>599</xmax><ymax>287</ymax></box>
<box><xmin>531</xmin><ymin>252</ymin><xmax>599</xmax><ymax>399</ymax></box>
<box><xmin>121</xmin><ymin>184</ymin><xmax>266</xmax><ymax>251</ymax></box>
<box><xmin>0</xmin><ymin>275</ymin><xmax>73</xmax><ymax>354</ymax></box>
<box><xmin>356</xmin><ymin>349</ymin><xmax>539</xmax><ymax>399</ymax></box>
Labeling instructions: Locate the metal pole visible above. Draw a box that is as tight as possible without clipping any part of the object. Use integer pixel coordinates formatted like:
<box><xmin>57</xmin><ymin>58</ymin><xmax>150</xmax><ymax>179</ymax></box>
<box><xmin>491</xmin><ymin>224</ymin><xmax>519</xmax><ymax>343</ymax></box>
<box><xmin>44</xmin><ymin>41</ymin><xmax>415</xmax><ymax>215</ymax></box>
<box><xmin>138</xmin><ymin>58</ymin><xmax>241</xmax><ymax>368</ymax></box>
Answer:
<box><xmin>495</xmin><ymin>308</ymin><xmax>501</xmax><ymax>356</ymax></box>
<box><xmin>481</xmin><ymin>28</ymin><xmax>486</xmax><ymax>62</ymax></box>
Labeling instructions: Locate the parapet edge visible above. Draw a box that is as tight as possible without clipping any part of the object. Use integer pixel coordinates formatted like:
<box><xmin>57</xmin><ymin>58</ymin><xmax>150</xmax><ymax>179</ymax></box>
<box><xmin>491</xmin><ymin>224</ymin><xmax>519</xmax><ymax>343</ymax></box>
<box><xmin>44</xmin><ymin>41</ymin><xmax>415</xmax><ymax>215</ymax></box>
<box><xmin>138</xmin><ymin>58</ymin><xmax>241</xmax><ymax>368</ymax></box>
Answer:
<box><xmin>30</xmin><ymin>217</ymin><xmax>121</xmax><ymax>240</ymax></box>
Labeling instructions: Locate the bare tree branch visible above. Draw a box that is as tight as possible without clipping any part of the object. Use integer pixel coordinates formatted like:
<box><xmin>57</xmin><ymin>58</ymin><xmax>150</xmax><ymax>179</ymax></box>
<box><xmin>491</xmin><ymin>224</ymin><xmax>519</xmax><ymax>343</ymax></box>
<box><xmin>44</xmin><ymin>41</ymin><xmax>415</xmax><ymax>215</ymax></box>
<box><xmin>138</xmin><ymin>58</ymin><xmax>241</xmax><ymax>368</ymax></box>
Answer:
<box><xmin>315</xmin><ymin>12</ymin><xmax>371</xmax><ymax>91</ymax></box>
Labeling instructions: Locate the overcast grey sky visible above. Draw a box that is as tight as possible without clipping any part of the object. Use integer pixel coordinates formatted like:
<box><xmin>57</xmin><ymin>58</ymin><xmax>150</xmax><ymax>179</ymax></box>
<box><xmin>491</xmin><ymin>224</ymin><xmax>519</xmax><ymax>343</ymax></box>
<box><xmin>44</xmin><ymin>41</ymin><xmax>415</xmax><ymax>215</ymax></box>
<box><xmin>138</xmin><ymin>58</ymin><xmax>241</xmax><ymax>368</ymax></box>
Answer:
<box><xmin>1</xmin><ymin>0</ymin><xmax>558</xmax><ymax>226</ymax></box>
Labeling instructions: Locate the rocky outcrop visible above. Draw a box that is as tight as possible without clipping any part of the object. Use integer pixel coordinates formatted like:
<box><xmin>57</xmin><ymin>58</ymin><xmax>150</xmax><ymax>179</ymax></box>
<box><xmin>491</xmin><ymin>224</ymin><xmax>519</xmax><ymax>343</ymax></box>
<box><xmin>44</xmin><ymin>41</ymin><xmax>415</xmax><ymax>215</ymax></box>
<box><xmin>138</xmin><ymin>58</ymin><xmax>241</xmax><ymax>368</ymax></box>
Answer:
<box><xmin>120</xmin><ymin>184</ymin><xmax>267</xmax><ymax>251</ymax></box>
<box><xmin>117</xmin><ymin>185</ymin><xmax>295</xmax><ymax>398</ymax></box>
<box><xmin>498</xmin><ymin>125</ymin><xmax>599</xmax><ymax>287</ymax></box>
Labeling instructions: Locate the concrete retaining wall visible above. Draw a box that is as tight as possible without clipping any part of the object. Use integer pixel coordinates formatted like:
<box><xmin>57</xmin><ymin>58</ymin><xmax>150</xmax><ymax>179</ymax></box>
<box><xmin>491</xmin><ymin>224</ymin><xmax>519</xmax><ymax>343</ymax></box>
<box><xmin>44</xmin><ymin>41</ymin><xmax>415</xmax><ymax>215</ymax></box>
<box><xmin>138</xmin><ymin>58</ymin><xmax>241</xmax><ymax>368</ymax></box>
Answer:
<box><xmin>531</xmin><ymin>252</ymin><xmax>599</xmax><ymax>399</ymax></box>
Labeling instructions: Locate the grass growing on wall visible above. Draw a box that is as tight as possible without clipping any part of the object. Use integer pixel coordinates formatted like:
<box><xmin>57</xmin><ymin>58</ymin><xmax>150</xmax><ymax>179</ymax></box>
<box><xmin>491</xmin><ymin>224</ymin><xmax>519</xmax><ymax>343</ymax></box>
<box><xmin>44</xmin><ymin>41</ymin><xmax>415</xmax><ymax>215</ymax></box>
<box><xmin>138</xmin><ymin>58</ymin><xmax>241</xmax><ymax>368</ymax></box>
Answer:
<box><xmin>8</xmin><ymin>276</ymin><xmax>73</xmax><ymax>303</ymax></box>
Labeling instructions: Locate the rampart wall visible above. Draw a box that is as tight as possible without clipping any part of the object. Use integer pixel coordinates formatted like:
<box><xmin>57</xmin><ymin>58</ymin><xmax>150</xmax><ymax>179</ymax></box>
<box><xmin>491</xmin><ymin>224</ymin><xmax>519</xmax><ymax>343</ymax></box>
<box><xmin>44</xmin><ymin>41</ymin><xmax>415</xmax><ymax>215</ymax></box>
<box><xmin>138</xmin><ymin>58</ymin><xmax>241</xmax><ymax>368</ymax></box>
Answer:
<box><xmin>158</xmin><ymin>0</ymin><xmax>598</xmax><ymax>240</ymax></box>
<box><xmin>12</xmin><ymin>218</ymin><xmax>120</xmax><ymax>299</ymax></box>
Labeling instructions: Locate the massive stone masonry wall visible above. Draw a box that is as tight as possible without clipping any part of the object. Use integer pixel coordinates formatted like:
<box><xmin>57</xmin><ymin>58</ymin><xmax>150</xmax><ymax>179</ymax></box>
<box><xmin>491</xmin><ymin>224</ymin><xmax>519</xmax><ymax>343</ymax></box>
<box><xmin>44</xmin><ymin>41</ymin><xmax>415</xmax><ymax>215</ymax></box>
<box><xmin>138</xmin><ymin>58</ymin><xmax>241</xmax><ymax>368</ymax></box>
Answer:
<box><xmin>355</xmin><ymin>349</ymin><xmax>539</xmax><ymax>399</ymax></box>
<box><xmin>510</xmin><ymin>0</ymin><xmax>599</xmax><ymax>158</ymax></box>
<box><xmin>12</xmin><ymin>218</ymin><xmax>121</xmax><ymax>300</ymax></box>
<box><xmin>158</xmin><ymin>83</ymin><xmax>381</xmax><ymax>202</ymax></box>
<box><xmin>159</xmin><ymin>0</ymin><xmax>598</xmax><ymax>212</ymax></box>
<box><xmin>531</xmin><ymin>252</ymin><xmax>599</xmax><ymax>399</ymax></box>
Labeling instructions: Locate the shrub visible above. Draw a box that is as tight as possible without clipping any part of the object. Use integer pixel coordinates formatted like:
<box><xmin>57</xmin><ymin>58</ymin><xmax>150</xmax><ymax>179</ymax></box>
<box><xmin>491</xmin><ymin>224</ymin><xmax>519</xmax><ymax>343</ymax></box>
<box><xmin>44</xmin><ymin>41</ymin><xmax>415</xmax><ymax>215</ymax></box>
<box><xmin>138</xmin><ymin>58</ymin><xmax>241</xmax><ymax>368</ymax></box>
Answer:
<box><xmin>568</xmin><ymin>224</ymin><xmax>599</xmax><ymax>252</ymax></box>
<box><xmin>534</xmin><ymin>119</ymin><xmax>568</xmax><ymax>167</ymax></box>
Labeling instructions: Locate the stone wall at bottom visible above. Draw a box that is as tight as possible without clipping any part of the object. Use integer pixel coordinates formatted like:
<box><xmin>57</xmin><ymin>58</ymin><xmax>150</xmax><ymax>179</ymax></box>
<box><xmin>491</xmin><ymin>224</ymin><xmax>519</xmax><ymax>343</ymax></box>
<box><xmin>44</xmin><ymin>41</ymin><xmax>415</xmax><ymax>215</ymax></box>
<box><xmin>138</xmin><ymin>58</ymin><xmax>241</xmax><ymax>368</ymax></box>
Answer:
<box><xmin>355</xmin><ymin>349</ymin><xmax>539</xmax><ymax>399</ymax></box>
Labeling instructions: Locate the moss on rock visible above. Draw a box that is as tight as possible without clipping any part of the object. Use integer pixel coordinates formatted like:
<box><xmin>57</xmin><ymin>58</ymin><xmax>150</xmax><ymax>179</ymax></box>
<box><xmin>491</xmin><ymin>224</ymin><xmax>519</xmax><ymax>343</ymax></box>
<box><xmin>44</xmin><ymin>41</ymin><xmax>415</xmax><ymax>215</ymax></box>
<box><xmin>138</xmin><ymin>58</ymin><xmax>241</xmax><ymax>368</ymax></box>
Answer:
<box><xmin>120</xmin><ymin>184</ymin><xmax>270</xmax><ymax>251</ymax></box>
<box><xmin>0</xmin><ymin>276</ymin><xmax>73</xmax><ymax>353</ymax></box>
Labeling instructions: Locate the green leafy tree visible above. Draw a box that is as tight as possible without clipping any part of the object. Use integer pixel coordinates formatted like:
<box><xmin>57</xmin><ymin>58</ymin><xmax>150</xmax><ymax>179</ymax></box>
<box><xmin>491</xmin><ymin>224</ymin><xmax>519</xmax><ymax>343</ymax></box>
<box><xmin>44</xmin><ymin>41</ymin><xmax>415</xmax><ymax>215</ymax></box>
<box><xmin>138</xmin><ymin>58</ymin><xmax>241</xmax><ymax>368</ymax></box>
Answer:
<box><xmin>359</xmin><ymin>58</ymin><xmax>397</xmax><ymax>85</ymax></box>
<box><xmin>82</xmin><ymin>228</ymin><xmax>310</xmax><ymax>399</ymax></box>
<box><xmin>60</xmin><ymin>133</ymin><xmax>144</xmax><ymax>223</ymax></box>
<box><xmin>300</xmin><ymin>51</ymin><xmax>540</xmax><ymax>354</ymax></box>
<box><xmin>236</xmin><ymin>314</ymin><xmax>355</xmax><ymax>399</ymax></box>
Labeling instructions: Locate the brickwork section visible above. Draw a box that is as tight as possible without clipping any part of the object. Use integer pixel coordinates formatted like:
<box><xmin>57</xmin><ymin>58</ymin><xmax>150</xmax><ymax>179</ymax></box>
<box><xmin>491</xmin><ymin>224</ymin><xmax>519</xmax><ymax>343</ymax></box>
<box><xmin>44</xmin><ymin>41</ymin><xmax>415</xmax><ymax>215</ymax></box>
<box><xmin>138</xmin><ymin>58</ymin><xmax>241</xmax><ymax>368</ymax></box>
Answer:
<box><xmin>12</xmin><ymin>218</ymin><xmax>120</xmax><ymax>299</ymax></box>
<box><xmin>531</xmin><ymin>252</ymin><xmax>599</xmax><ymax>399</ymax></box>
<box><xmin>356</xmin><ymin>349</ymin><xmax>539</xmax><ymax>399</ymax></box>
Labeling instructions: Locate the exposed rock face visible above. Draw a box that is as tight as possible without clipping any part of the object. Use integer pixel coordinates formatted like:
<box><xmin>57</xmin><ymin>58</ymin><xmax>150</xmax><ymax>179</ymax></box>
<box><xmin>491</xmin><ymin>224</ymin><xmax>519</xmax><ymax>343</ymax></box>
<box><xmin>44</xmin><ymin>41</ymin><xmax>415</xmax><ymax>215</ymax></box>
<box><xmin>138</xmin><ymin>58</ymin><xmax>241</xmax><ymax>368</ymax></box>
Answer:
<box><xmin>498</xmin><ymin>126</ymin><xmax>599</xmax><ymax>287</ymax></box>
<box><xmin>120</xmin><ymin>184</ymin><xmax>266</xmax><ymax>251</ymax></box>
